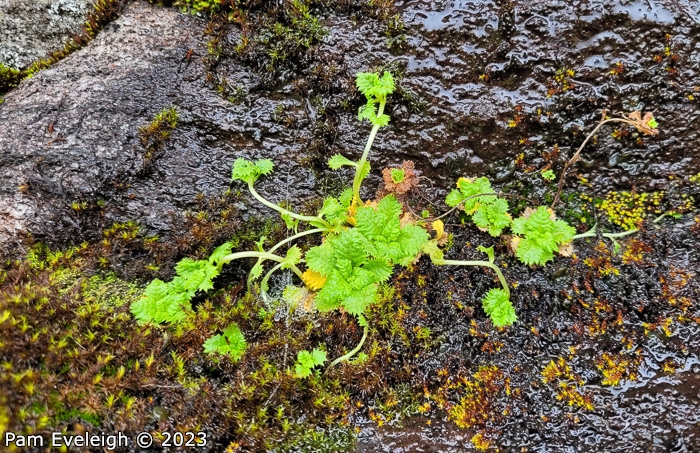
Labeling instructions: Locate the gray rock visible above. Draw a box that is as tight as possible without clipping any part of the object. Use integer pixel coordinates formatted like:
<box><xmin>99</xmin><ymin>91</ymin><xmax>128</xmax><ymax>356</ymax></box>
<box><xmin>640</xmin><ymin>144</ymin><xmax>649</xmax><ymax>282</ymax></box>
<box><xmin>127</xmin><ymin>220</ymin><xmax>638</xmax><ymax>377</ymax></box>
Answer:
<box><xmin>0</xmin><ymin>1</ymin><xmax>322</xmax><ymax>255</ymax></box>
<box><xmin>0</xmin><ymin>0</ymin><xmax>95</xmax><ymax>69</ymax></box>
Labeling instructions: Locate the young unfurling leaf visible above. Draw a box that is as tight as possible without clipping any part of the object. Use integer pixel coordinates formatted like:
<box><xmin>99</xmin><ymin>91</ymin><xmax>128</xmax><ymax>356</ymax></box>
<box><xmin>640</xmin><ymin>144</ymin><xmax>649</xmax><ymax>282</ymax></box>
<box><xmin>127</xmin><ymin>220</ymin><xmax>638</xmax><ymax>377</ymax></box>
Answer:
<box><xmin>356</xmin><ymin>71</ymin><xmax>395</xmax><ymax>127</ymax></box>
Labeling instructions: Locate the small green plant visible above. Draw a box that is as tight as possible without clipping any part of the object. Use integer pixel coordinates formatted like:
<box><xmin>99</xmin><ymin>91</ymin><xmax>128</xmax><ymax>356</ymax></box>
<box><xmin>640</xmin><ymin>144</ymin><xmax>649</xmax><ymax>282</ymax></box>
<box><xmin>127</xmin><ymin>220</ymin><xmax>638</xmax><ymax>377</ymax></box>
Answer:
<box><xmin>390</xmin><ymin>168</ymin><xmax>406</xmax><ymax>184</ymax></box>
<box><xmin>445</xmin><ymin>177</ymin><xmax>512</xmax><ymax>237</ymax></box>
<box><xmin>510</xmin><ymin>207</ymin><xmax>576</xmax><ymax>266</ymax></box>
<box><xmin>131</xmin><ymin>71</ymin><xmax>658</xmax><ymax>367</ymax></box>
<box><xmin>541</xmin><ymin>169</ymin><xmax>556</xmax><ymax>181</ymax></box>
<box><xmin>295</xmin><ymin>348</ymin><xmax>327</xmax><ymax>378</ymax></box>
<box><xmin>203</xmin><ymin>322</ymin><xmax>247</xmax><ymax>361</ymax></box>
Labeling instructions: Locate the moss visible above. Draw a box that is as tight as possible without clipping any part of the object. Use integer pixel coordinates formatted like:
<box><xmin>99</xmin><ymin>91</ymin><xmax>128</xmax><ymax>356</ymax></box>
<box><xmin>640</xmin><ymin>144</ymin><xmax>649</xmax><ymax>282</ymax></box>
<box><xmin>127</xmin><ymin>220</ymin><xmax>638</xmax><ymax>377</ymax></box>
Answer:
<box><xmin>0</xmin><ymin>64</ymin><xmax>22</xmax><ymax>93</ymax></box>
<box><xmin>137</xmin><ymin>106</ymin><xmax>179</xmax><ymax>172</ymax></box>
<box><xmin>598</xmin><ymin>191</ymin><xmax>664</xmax><ymax>230</ymax></box>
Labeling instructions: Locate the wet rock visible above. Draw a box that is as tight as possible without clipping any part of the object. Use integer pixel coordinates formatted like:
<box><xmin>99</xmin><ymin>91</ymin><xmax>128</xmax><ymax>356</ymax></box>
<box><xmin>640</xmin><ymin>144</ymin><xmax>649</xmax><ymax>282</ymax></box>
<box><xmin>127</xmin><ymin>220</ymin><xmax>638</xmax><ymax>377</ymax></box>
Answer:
<box><xmin>0</xmin><ymin>0</ymin><xmax>95</xmax><ymax>69</ymax></box>
<box><xmin>0</xmin><ymin>1</ymin><xmax>322</xmax><ymax>254</ymax></box>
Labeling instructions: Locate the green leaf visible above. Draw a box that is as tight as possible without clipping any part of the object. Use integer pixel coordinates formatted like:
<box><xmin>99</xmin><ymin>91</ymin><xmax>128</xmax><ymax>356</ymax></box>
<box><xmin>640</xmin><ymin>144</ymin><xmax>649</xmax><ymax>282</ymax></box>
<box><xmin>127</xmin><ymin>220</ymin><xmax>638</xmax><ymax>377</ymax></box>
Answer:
<box><xmin>481</xmin><ymin>288</ymin><xmax>517</xmax><ymax>327</ymax></box>
<box><xmin>477</xmin><ymin>245</ymin><xmax>495</xmax><ymax>263</ymax></box>
<box><xmin>131</xmin><ymin>279</ymin><xmax>192</xmax><ymax>324</ymax></box>
<box><xmin>445</xmin><ymin>189</ymin><xmax>465</xmax><ymax>208</ymax></box>
<box><xmin>249</xmin><ymin>260</ymin><xmax>264</xmax><ymax>281</ymax></box>
<box><xmin>541</xmin><ymin>169</ymin><xmax>556</xmax><ymax>181</ymax></box>
<box><xmin>342</xmin><ymin>284</ymin><xmax>377</xmax><ymax>316</ymax></box>
<box><xmin>282</xmin><ymin>245</ymin><xmax>303</xmax><ymax>269</ymax></box>
<box><xmin>295</xmin><ymin>348</ymin><xmax>327</xmax><ymax>378</ymax></box>
<box><xmin>511</xmin><ymin>206</ymin><xmax>576</xmax><ymax>266</ymax></box>
<box><xmin>306</xmin><ymin>241</ymin><xmax>336</xmax><ymax>277</ymax></box>
<box><xmin>374</xmin><ymin>114</ymin><xmax>390</xmax><ymax>127</ymax></box>
<box><xmin>356</xmin><ymin>161</ymin><xmax>371</xmax><ymax>186</ymax></box>
<box><xmin>255</xmin><ymin>159</ymin><xmax>274</xmax><ymax>175</ymax></box>
<box><xmin>339</xmin><ymin>189</ymin><xmax>353</xmax><ymax>208</ymax></box>
<box><xmin>471</xmin><ymin>198</ymin><xmax>511</xmax><ymax>237</ymax></box>
<box><xmin>328</xmin><ymin>154</ymin><xmax>357</xmax><ymax>170</ymax></box>
<box><xmin>231</xmin><ymin>158</ymin><xmax>274</xmax><ymax>184</ymax></box>
<box><xmin>422</xmin><ymin>241</ymin><xmax>445</xmax><ymax>264</ymax></box>
<box><xmin>318</xmin><ymin>197</ymin><xmax>346</xmax><ymax>221</ymax></box>
<box><xmin>203</xmin><ymin>323</ymin><xmax>246</xmax><ymax>361</ymax></box>
<box><xmin>208</xmin><ymin>242</ymin><xmax>234</xmax><ymax>266</ymax></box>
<box><xmin>646</xmin><ymin>117</ymin><xmax>658</xmax><ymax>129</ymax></box>
<box><xmin>280</xmin><ymin>213</ymin><xmax>299</xmax><ymax>230</ymax></box>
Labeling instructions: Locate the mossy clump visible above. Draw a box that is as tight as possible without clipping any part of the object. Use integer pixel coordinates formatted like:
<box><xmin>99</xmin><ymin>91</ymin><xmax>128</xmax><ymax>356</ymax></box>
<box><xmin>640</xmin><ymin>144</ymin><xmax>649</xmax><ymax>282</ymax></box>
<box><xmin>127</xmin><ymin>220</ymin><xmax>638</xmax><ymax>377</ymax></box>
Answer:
<box><xmin>0</xmin><ymin>64</ymin><xmax>22</xmax><ymax>93</ymax></box>
<box><xmin>599</xmin><ymin>191</ymin><xmax>664</xmax><ymax>230</ymax></box>
<box><xmin>137</xmin><ymin>106</ymin><xmax>179</xmax><ymax>171</ymax></box>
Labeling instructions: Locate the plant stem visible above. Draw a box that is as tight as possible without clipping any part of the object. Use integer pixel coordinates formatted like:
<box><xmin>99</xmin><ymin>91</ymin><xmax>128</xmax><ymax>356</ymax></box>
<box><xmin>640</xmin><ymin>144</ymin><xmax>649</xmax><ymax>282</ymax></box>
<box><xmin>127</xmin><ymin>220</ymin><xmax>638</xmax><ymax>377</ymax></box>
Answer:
<box><xmin>439</xmin><ymin>259</ymin><xmax>510</xmax><ymax>298</ymax></box>
<box><xmin>248</xmin><ymin>182</ymin><xmax>331</xmax><ymax>228</ymax></box>
<box><xmin>247</xmin><ymin>228</ymin><xmax>326</xmax><ymax>285</ymax></box>
<box><xmin>218</xmin><ymin>251</ymin><xmax>286</xmax><ymax>268</ymax></box>
<box><xmin>352</xmin><ymin>100</ymin><xmax>386</xmax><ymax>206</ymax></box>
<box><xmin>551</xmin><ymin>117</ymin><xmax>643</xmax><ymax>208</ymax></box>
<box><xmin>267</xmin><ymin>228</ymin><xmax>327</xmax><ymax>255</ymax></box>
<box><xmin>326</xmin><ymin>323</ymin><xmax>369</xmax><ymax>371</ymax></box>
<box><xmin>260</xmin><ymin>262</ymin><xmax>285</xmax><ymax>293</ymax></box>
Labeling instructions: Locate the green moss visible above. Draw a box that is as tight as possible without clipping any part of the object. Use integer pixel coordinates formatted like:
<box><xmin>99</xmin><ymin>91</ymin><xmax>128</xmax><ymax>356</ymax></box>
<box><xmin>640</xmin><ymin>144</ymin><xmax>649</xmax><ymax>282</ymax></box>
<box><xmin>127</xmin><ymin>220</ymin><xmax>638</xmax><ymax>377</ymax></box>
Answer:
<box><xmin>0</xmin><ymin>64</ymin><xmax>22</xmax><ymax>93</ymax></box>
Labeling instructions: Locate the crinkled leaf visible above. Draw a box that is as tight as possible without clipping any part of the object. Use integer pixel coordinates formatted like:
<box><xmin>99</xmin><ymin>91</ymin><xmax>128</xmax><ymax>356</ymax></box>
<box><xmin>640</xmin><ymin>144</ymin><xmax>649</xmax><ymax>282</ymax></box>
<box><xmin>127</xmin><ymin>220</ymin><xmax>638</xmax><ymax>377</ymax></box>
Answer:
<box><xmin>203</xmin><ymin>323</ymin><xmax>246</xmax><ymax>361</ymax></box>
<box><xmin>295</xmin><ymin>348</ymin><xmax>327</xmax><ymax>378</ymax></box>
<box><xmin>472</xmin><ymin>198</ymin><xmax>511</xmax><ymax>236</ymax></box>
<box><xmin>363</xmin><ymin>259</ymin><xmax>393</xmax><ymax>282</ymax></box>
<box><xmin>511</xmin><ymin>206</ymin><xmax>576</xmax><ymax>266</ymax></box>
<box><xmin>282</xmin><ymin>245</ymin><xmax>303</xmax><ymax>269</ymax></box>
<box><xmin>328</xmin><ymin>154</ymin><xmax>357</xmax><ymax>170</ymax></box>
<box><xmin>131</xmin><ymin>279</ymin><xmax>192</xmax><ymax>324</ymax></box>
<box><xmin>481</xmin><ymin>288</ymin><xmax>517</xmax><ymax>327</ymax></box>
<box><xmin>342</xmin><ymin>284</ymin><xmax>377</xmax><ymax>316</ymax></box>
<box><xmin>306</xmin><ymin>241</ymin><xmax>336</xmax><ymax>277</ymax></box>
<box><xmin>231</xmin><ymin>158</ymin><xmax>274</xmax><ymax>183</ymax></box>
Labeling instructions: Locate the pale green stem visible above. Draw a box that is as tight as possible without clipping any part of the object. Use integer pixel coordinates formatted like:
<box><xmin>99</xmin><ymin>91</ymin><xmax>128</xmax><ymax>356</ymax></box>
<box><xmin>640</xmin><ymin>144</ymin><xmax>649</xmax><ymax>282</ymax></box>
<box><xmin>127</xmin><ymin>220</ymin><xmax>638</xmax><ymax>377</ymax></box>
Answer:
<box><xmin>352</xmin><ymin>100</ymin><xmax>386</xmax><ymax>205</ymax></box>
<box><xmin>218</xmin><ymin>251</ymin><xmax>286</xmax><ymax>269</ymax></box>
<box><xmin>260</xmin><ymin>262</ymin><xmax>285</xmax><ymax>294</ymax></box>
<box><xmin>438</xmin><ymin>260</ymin><xmax>510</xmax><ymax>298</ymax></box>
<box><xmin>248</xmin><ymin>227</ymin><xmax>327</xmax><ymax>282</ymax></box>
<box><xmin>327</xmin><ymin>323</ymin><xmax>369</xmax><ymax>371</ymax></box>
<box><xmin>248</xmin><ymin>182</ymin><xmax>331</xmax><ymax>228</ymax></box>
<box><xmin>573</xmin><ymin>214</ymin><xmax>672</xmax><ymax>240</ymax></box>
<box><xmin>268</xmin><ymin>228</ymin><xmax>328</xmax><ymax>255</ymax></box>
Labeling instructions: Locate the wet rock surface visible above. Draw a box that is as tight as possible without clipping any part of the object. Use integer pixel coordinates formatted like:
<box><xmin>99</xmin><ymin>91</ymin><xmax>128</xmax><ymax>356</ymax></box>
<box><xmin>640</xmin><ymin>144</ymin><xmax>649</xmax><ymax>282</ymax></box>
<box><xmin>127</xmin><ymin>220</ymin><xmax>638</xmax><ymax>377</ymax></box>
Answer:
<box><xmin>0</xmin><ymin>0</ymin><xmax>95</xmax><ymax>69</ymax></box>
<box><xmin>0</xmin><ymin>0</ymin><xmax>699</xmax><ymax>451</ymax></box>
